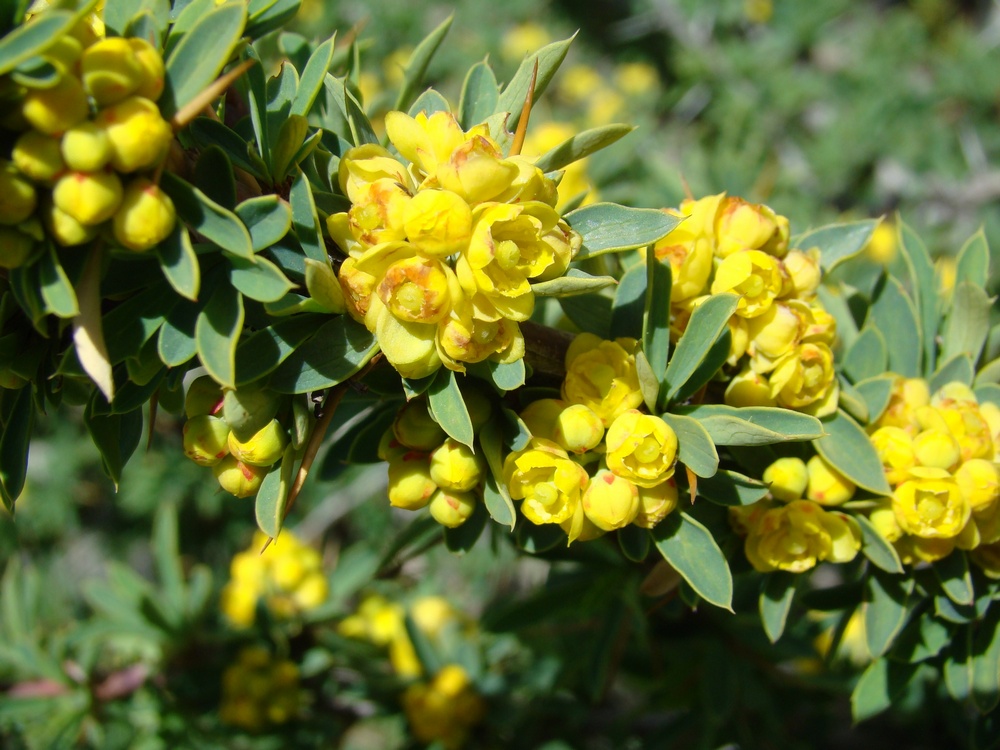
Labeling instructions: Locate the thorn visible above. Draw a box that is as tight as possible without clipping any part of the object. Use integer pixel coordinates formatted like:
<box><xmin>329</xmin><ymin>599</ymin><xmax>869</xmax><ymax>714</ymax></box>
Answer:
<box><xmin>170</xmin><ymin>58</ymin><xmax>256</xmax><ymax>132</ymax></box>
<box><xmin>509</xmin><ymin>58</ymin><xmax>539</xmax><ymax>157</ymax></box>
<box><xmin>259</xmin><ymin>536</ymin><xmax>273</xmax><ymax>555</ymax></box>
<box><xmin>679</xmin><ymin>173</ymin><xmax>694</xmax><ymax>201</ymax></box>
<box><xmin>686</xmin><ymin>465</ymin><xmax>698</xmax><ymax>504</ymax></box>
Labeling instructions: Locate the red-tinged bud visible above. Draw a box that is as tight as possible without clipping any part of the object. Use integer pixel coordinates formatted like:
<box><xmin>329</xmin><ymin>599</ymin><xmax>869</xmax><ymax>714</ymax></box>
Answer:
<box><xmin>52</xmin><ymin>170</ymin><xmax>123</xmax><ymax>226</ymax></box>
<box><xmin>183</xmin><ymin>415</ymin><xmax>231</xmax><ymax>466</ymax></box>
<box><xmin>214</xmin><ymin>456</ymin><xmax>268</xmax><ymax>498</ymax></box>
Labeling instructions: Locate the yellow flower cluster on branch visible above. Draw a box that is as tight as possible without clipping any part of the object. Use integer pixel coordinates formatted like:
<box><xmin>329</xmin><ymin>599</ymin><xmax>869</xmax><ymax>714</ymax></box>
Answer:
<box><xmin>329</xmin><ymin>110</ymin><xmax>582</xmax><ymax>379</ymax></box>
<box><xmin>654</xmin><ymin>194</ymin><xmax>838</xmax><ymax>416</ymax></box>
<box><xmin>219</xmin><ymin>647</ymin><xmax>304</xmax><ymax>731</ymax></box>
<box><xmin>505</xmin><ymin>333</ymin><xmax>679</xmax><ymax>543</ymax></box>
<box><xmin>865</xmin><ymin>380</ymin><xmax>1000</xmax><ymax>568</ymax></box>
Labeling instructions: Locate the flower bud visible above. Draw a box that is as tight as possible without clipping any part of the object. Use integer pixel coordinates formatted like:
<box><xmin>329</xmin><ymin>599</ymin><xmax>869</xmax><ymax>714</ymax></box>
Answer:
<box><xmin>0</xmin><ymin>162</ymin><xmax>37</xmax><ymax>225</ymax></box>
<box><xmin>183</xmin><ymin>414</ymin><xmax>231</xmax><ymax>466</ymax></box>
<box><xmin>0</xmin><ymin>227</ymin><xmax>33</xmax><ymax>269</ymax></box>
<box><xmin>870</xmin><ymin>426</ymin><xmax>916</xmax><ymax>486</ymax></box>
<box><xmin>393</xmin><ymin>398</ymin><xmax>446</xmax><ymax>451</ymax></box>
<box><xmin>96</xmin><ymin>96</ymin><xmax>173</xmax><ymax>172</ymax></box>
<box><xmin>53</xmin><ymin>170</ymin><xmax>123</xmax><ymax>226</ymax></box>
<box><xmin>378</xmin><ymin>428</ymin><xmax>408</xmax><ymax>462</ymax></box>
<box><xmin>519</xmin><ymin>398</ymin><xmax>565</xmax><ymax>442</ymax></box>
<box><xmin>780</xmin><ymin>248</ymin><xmax>821</xmax><ymax>298</ymax></box>
<box><xmin>582</xmin><ymin>470</ymin><xmax>639</xmax><ymax>531</ymax></box>
<box><xmin>12</xmin><ymin>131</ymin><xmax>65</xmax><ymax>184</ymax></box>
<box><xmin>428</xmin><ymin>488</ymin><xmax>477</xmax><ymax>528</ymax></box>
<box><xmin>805</xmin><ymin>455</ymin><xmax>855</xmax><ymax>505</ymax></box>
<box><xmin>724</xmin><ymin>367</ymin><xmax>777</xmax><ymax>408</ymax></box>
<box><xmin>553</xmin><ymin>404</ymin><xmax>604</xmax><ymax>454</ymax></box>
<box><xmin>762</xmin><ymin>457</ymin><xmax>808</xmax><ymax>501</ymax></box>
<box><xmin>214</xmin><ymin>456</ymin><xmax>267</xmax><ymax>498</ymax></box>
<box><xmin>769</xmin><ymin>342</ymin><xmax>838</xmax><ymax>416</ymax></box>
<box><xmin>715</xmin><ymin>196</ymin><xmax>789</xmax><ymax>258</ymax></box>
<box><xmin>112</xmin><ymin>178</ymin><xmax>176</xmax><ymax>251</ymax></box>
<box><xmin>46</xmin><ymin>204</ymin><xmax>97</xmax><ymax>247</ymax></box>
<box><xmin>932</xmin><ymin>381</ymin><xmax>978</xmax><ymax>406</ymax></box>
<box><xmin>228</xmin><ymin>419</ymin><xmax>287</xmax><ymax>467</ymax></box>
<box><xmin>868</xmin><ymin>498</ymin><xmax>903</xmax><ymax>543</ymax></box>
<box><xmin>185</xmin><ymin>375</ymin><xmax>224</xmax><ymax>418</ymax></box>
<box><xmin>634</xmin><ymin>479</ymin><xmax>678</xmax><ymax>529</ymax></box>
<box><xmin>403</xmin><ymin>188</ymin><xmax>473</xmax><ymax>257</ymax></box>
<box><xmin>42</xmin><ymin>35</ymin><xmax>82</xmax><ymax>75</ymax></box>
<box><xmin>387</xmin><ymin>451</ymin><xmax>437</xmax><ymax>510</ymax></box>
<box><xmin>81</xmin><ymin>37</ymin><xmax>144</xmax><ymax>104</ymax></box>
<box><xmin>605</xmin><ymin>411</ymin><xmax>678</xmax><ymax>488</ymax></box>
<box><xmin>429</xmin><ymin>438</ymin><xmax>484</xmax><ymax>492</ymax></box>
<box><xmin>61</xmin><ymin>121</ymin><xmax>112</xmax><ymax>172</ymax></box>
<box><xmin>21</xmin><ymin>76</ymin><xmax>89</xmax><ymax>135</ymax></box>
<box><xmin>955</xmin><ymin>458</ymin><xmax>1000</xmax><ymax>513</ymax></box>
<box><xmin>892</xmin><ymin>467</ymin><xmax>969</xmax><ymax>539</ymax></box>
<box><xmin>747</xmin><ymin>303</ymin><xmax>802</xmax><ymax>363</ymax></box>
<box><xmin>128</xmin><ymin>38</ymin><xmax>165</xmax><ymax>101</ymax></box>
<box><xmin>911</xmin><ymin>428</ymin><xmax>961</xmax><ymax>471</ymax></box>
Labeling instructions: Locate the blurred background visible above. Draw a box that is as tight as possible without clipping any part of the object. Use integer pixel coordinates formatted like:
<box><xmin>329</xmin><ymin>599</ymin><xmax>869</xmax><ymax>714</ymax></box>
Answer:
<box><xmin>2</xmin><ymin>1</ymin><xmax>1000</xmax><ymax>748</ymax></box>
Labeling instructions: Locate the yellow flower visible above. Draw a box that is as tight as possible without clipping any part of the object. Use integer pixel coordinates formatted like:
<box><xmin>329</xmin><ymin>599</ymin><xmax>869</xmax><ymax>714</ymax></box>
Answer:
<box><xmin>894</xmin><ymin>535</ymin><xmax>955</xmax><ymax>565</ymax></box>
<box><xmin>53</xmin><ymin>170</ymin><xmax>123</xmax><ymax>226</ymax></box>
<box><xmin>605</xmin><ymin>410</ymin><xmax>679</xmax><ymax>488</ymax></box>
<box><xmin>559</xmin><ymin>64</ymin><xmax>603</xmax><ymax>105</ymax></box>
<box><xmin>768</xmin><ymin>342</ymin><xmax>838</xmax><ymax>416</ymax></box>
<box><xmin>403</xmin><ymin>189</ymin><xmax>473</xmax><ymax>257</ymax></box>
<box><xmin>552</xmin><ymin>403</ymin><xmax>604</xmax><ymax>454</ymax></box>
<box><xmin>385</xmin><ymin>110</ymin><xmax>468</xmax><ymax>178</ymax></box>
<box><xmin>805</xmin><ymin>455</ymin><xmax>856</xmax><ymax>506</ymax></box>
<box><xmin>744</xmin><ymin>500</ymin><xmax>861</xmax><ymax>573</ymax></box>
<box><xmin>370</xmin><ymin>295</ymin><xmax>442</xmax><ymax>379</ymax></box>
<box><xmin>402</xmin><ymin>664</ymin><xmax>485</xmax><ymax>750</ymax></box>
<box><xmin>345</xmin><ymin>178</ymin><xmax>411</xmax><ymax>247</ymax></box>
<box><xmin>711</xmin><ymin>249</ymin><xmax>784</xmax><ymax>318</ymax></box>
<box><xmin>95</xmin><ymin>96</ymin><xmax>172</xmax><ymax>172</ymax></box>
<box><xmin>868</xmin><ymin>498</ymin><xmax>904</xmax><ymax>543</ymax></box>
<box><xmin>653</xmin><ymin>195</ymin><xmax>722</xmax><ymax>302</ymax></box>
<box><xmin>762</xmin><ymin>457</ymin><xmax>808</xmax><ymax>502</ymax></box>
<box><xmin>911</xmin><ymin>428</ymin><xmax>961</xmax><ymax>471</ymax></box>
<box><xmin>432</xmin><ymin>135</ymin><xmax>520</xmax><ymax>203</ymax></box>
<box><xmin>955</xmin><ymin>459</ymin><xmax>1000</xmax><ymax>513</ymax></box>
<box><xmin>779</xmin><ymin>248</ymin><xmax>822</xmax><ymax>298</ymax></box>
<box><xmin>876</xmin><ymin>377</ymin><xmax>930</xmax><ymax>433</ymax></box>
<box><xmin>336</xmin><ymin>256</ymin><xmax>377</xmax><ymax>323</ymax></box>
<box><xmin>112</xmin><ymin>177</ymin><xmax>176</xmax><ymax>252</ymax></box>
<box><xmin>21</xmin><ymin>76</ymin><xmax>89</xmax><ymax>135</ymax></box>
<box><xmin>870</xmin><ymin>426</ymin><xmax>916</xmax><ymax>486</ymax></box>
<box><xmin>747</xmin><ymin>302</ymin><xmax>804</xmax><ymax>365</ymax></box>
<box><xmin>892</xmin><ymin>467</ymin><xmax>969</xmax><ymax>539</ymax></box>
<box><xmin>502</xmin><ymin>438</ymin><xmax>589</xmax><ymax>525</ymax></box>
<box><xmin>714</xmin><ymin>196</ymin><xmax>789</xmax><ymax>259</ymax></box>
<box><xmin>436</xmin><ymin>292</ymin><xmax>524</xmax><ymax>371</ymax></box>
<box><xmin>634</xmin><ymin>479</ymin><xmax>679</xmax><ymax>529</ymax></box>
<box><xmin>561</xmin><ymin>333</ymin><xmax>643</xmax><ymax>426</ymax></box>
<box><xmin>377</xmin><ymin>254</ymin><xmax>456</xmax><ymax>324</ymax></box>
<box><xmin>582</xmin><ymin>470</ymin><xmax>639</xmax><ymax>531</ymax></box>
<box><xmin>916</xmin><ymin>402</ymin><xmax>994</xmax><ymax>462</ymax></box>
<box><xmin>519</xmin><ymin>398</ymin><xmax>566</xmax><ymax>442</ymax></box>
<box><xmin>338</xmin><ymin>143</ymin><xmax>412</xmax><ymax>203</ymax></box>
<box><xmin>865</xmin><ymin>221</ymin><xmax>897</xmax><ymax>264</ymax></box>
<box><xmin>80</xmin><ymin>37</ymin><xmax>145</xmax><ymax>105</ymax></box>
<box><xmin>614</xmin><ymin>61</ymin><xmax>658</xmax><ymax>96</ymax></box>
<box><xmin>501</xmin><ymin>22</ymin><xmax>552</xmax><ymax>62</ymax></box>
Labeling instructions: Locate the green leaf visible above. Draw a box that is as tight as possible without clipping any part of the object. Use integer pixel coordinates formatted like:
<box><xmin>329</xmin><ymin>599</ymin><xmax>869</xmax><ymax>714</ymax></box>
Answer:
<box><xmin>930</xmin><ymin>354</ymin><xmax>975</xmax><ymax>392</ymax></box>
<box><xmin>976</xmin><ymin>383</ymin><xmax>1000</xmax><ymax>407</ymax></box>
<box><xmin>842</xmin><ymin>326</ymin><xmax>887</xmax><ymax>384</ymax></box>
<box><xmin>407</xmin><ymin>88</ymin><xmax>450</xmax><ymax>117</ymax></box>
<box><xmin>458</xmin><ymin>61</ymin><xmax>499</xmax><ymax>130</ymax></box>
<box><xmin>531</xmin><ymin>268</ymin><xmax>617</xmax><ymax>297</ymax></box>
<box><xmin>634</xmin><ymin>350</ymin><xmax>660</xmax><ymax>413</ymax></box>
<box><xmin>535</xmin><ymin>124</ymin><xmax>635</xmax><ymax>172</ymax></box>
<box><xmin>644</xmin><ymin>248</ymin><xmax>672</xmax><ymax>411</ymax></box>
<box><xmin>796</xmin><ymin>219</ymin><xmax>878</xmax><ymax>273</ymax></box>
<box><xmin>83</xmin><ymin>398</ymin><xmax>142</xmax><ymax>489</ymax></box>
<box><xmin>675</xmin><ymin>405</ymin><xmax>824</xmax><ymax>445</ymax></box>
<box><xmin>161</xmin><ymin>2</ymin><xmax>247</xmax><ymax>119</ymax></box>
<box><xmin>394</xmin><ymin>15</ymin><xmax>452</xmax><ymax>112</ymax></box>
<box><xmin>837</xmin><ymin>376</ymin><xmax>869</xmax><ymax>424</ymax></box>
<box><xmin>104</xmin><ymin>0</ymin><xmax>170</xmax><ymax>37</ymax></box>
<box><xmin>155</xmin><ymin>223</ymin><xmax>200</xmax><ymax>301</ymax></box>
<box><xmin>427</xmin><ymin>369</ymin><xmax>474</xmax><ymax>449</ymax></box>
<box><xmin>892</xmin><ymin>614</ymin><xmax>952</xmax><ymax>663</ymax></box>
<box><xmin>0</xmin><ymin>10</ymin><xmax>75</xmax><ymax>77</ymax></box>
<box><xmin>235</xmin><ymin>195</ymin><xmax>292</xmax><ymax>253</ymax></box>
<box><xmin>955</xmin><ymin>228</ymin><xmax>991</xmax><ymax>289</ymax></box>
<box><xmin>814</xmin><ymin>409</ymin><xmax>891</xmax><ymax>496</ymax></box>
<box><xmin>869</xmin><ymin>276</ymin><xmax>921</xmax><ymax>378</ymax></box>
<box><xmin>270</xmin><ymin>113</ymin><xmax>308</xmax><ymax>184</ymax></box>
<box><xmin>816</xmin><ymin>283</ymin><xmax>859</xmax><ymax>351</ymax></box>
<box><xmin>855</xmin><ymin>515</ymin><xmax>903</xmax><ymax>574</ymax></box>
<box><xmin>932</xmin><ymin>551</ymin><xmax>974</xmax><ymax>607</ymax></box>
<box><xmin>976</xmin><ymin>358</ymin><xmax>1000</xmax><ymax>386</ymax></box>
<box><xmin>223</xmin><ymin>382</ymin><xmax>280</xmax><ymax>442</ymax></box>
<box><xmin>239</xmin><ymin>44</ymin><xmax>270</xmax><ymax>171</ymax></box>
<box><xmin>487</xmin><ymin>359</ymin><xmax>525</xmax><ymax>392</ymax></box>
<box><xmin>195</xmin><ymin>284</ymin><xmax>244</xmax><ymax>389</ymax></box>
<box><xmin>864</xmin><ymin>571</ymin><xmax>912</xmax><ymax>658</ymax></box>
<box><xmin>673</xmin><ymin>330</ymin><xmax>732</xmax><ymax>405</ymax></box>
<box><xmin>945</xmin><ymin>628</ymin><xmax>974</xmax><ymax>702</ymax></box>
<box><xmin>188</xmin><ymin>117</ymin><xmax>268</xmax><ymax>180</ymax></box>
<box><xmin>255</xmin><ymin>446</ymin><xmax>295</xmax><ymax>539</ymax></box>
<box><xmin>291</xmin><ymin>34</ymin><xmax>336</xmax><ymax>116</ymax></box>
<box><xmin>229</xmin><ymin>255</ymin><xmax>294</xmax><ymax>303</ymax></box>
<box><xmin>760</xmin><ymin>572</ymin><xmax>796</xmax><ymax>643</ymax></box>
<box><xmin>972</xmin><ymin>608</ymin><xmax>1000</xmax><ymax>714</ymax></box>
<box><xmin>289</xmin><ymin>167</ymin><xmax>326</xmax><ymax>262</ymax></box>
<box><xmin>480</xmin><ymin>418</ymin><xmax>516</xmax><ymax>529</ymax></box>
<box><xmin>854</xmin><ymin>376</ymin><xmax>896</xmax><ymax>425</ymax></box>
<box><xmin>942</xmin><ymin>281</ymin><xmax>992</xmax><ymax>365</ymax></box>
<box><xmin>558</xmin><ymin>293</ymin><xmax>612</xmax><ymax>339</ymax></box>
<box><xmin>618</xmin><ymin>525</ymin><xmax>650</xmax><ymax>562</ymax></box>
<box><xmin>653</xmin><ymin>511</ymin><xmax>733</xmax><ymax>611</ymax></box>
<box><xmin>161</xmin><ymin>172</ymin><xmax>254</xmax><ymax>260</ymax></box>
<box><xmin>157</xmin><ymin>301</ymin><xmax>199</xmax><ymax>367</ymax></box>
<box><xmin>0</xmin><ymin>386</ymin><xmax>33</xmax><ymax>507</ymax></box>
<box><xmin>194</xmin><ymin>144</ymin><xmax>236</xmax><ymax>209</ymax></box>
<box><xmin>496</xmin><ymin>34</ymin><xmax>575</xmax><ymax>139</ymax></box>
<box><xmin>244</xmin><ymin>0</ymin><xmax>298</xmax><ymax>39</ymax></box>
<box><xmin>342</xmin><ymin>83</ymin><xmax>379</xmax><ymax>146</ymax></box>
<box><xmin>304</xmin><ymin>258</ymin><xmax>346</xmax><ymax>313</ymax></box>
<box><xmin>664</xmin><ymin>293</ymin><xmax>739</xmax><ymax>402</ymax></box>
<box><xmin>659</xmin><ymin>412</ymin><xmax>718</xmax><ymax>478</ymax></box>
<box><xmin>696</xmin><ymin>470</ymin><xmax>769</xmax><ymax>506</ymax></box>
<box><xmin>851</xmin><ymin>658</ymin><xmax>918</xmax><ymax>723</ymax></box>
<box><xmin>102</xmin><ymin>282</ymin><xmax>179</xmax><ymax>364</ymax></box>
<box><xmin>269</xmin><ymin>316</ymin><xmax>377</xmax><ymax>394</ymax></box>
<box><xmin>610</xmin><ymin>264</ymin><xmax>645</xmax><ymax>340</ymax></box>
<box><xmin>568</xmin><ymin>204</ymin><xmax>681</xmax><ymax>261</ymax></box>
<box><xmin>38</xmin><ymin>245</ymin><xmax>78</xmax><ymax>318</ymax></box>
<box><xmin>897</xmin><ymin>220</ymin><xmax>939</xmax><ymax>374</ymax></box>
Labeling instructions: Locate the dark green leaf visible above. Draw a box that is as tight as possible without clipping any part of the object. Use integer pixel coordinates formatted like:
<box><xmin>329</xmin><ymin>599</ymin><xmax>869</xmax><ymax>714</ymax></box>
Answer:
<box><xmin>394</xmin><ymin>15</ymin><xmax>452</xmax><ymax>112</ymax></box>
<box><xmin>161</xmin><ymin>172</ymin><xmax>254</xmax><ymax>260</ymax></box>
<box><xmin>558</xmin><ymin>293</ymin><xmax>612</xmax><ymax>338</ymax></box>
<box><xmin>972</xmin><ymin>608</ymin><xmax>1000</xmax><ymax>713</ymax></box>
<box><xmin>944</xmin><ymin>627</ymin><xmax>973</xmax><ymax>702</ymax></box>
<box><xmin>855</xmin><ymin>515</ymin><xmax>903</xmax><ymax>574</ymax></box>
<box><xmin>760</xmin><ymin>572</ymin><xmax>796</xmax><ymax>643</ymax></box>
<box><xmin>188</xmin><ymin>117</ymin><xmax>268</xmax><ymax>180</ymax></box>
<box><xmin>697</xmin><ymin>469</ymin><xmax>769</xmax><ymax>506</ymax></box>
<box><xmin>84</xmin><ymin>398</ymin><xmax>142</xmax><ymax>488</ymax></box>
<box><xmin>535</xmin><ymin>124</ymin><xmax>635</xmax><ymax>172</ymax></box>
<box><xmin>443</xmin><ymin>498</ymin><xmax>487</xmax><ymax>554</ymax></box>
<box><xmin>897</xmin><ymin>220</ymin><xmax>939</xmax><ymax>373</ymax></box>
<box><xmin>955</xmin><ymin>228</ymin><xmax>990</xmax><ymax>289</ymax></box>
<box><xmin>664</xmin><ymin>293</ymin><xmax>739</xmax><ymax>402</ymax></box>
<box><xmin>427</xmin><ymin>369</ymin><xmax>474</xmax><ymax>449</ymax></box>
<box><xmin>610</xmin><ymin>263</ymin><xmax>645</xmax><ymax>340</ymax></box>
<box><xmin>457</xmin><ymin>61</ymin><xmax>499</xmax><ymax>130</ymax></box>
<box><xmin>932</xmin><ymin>552</ymin><xmax>974</xmax><ymax>607</ymax></box>
<box><xmin>269</xmin><ymin>316</ymin><xmax>377</xmax><ymax>394</ymax></box>
<box><xmin>659</xmin><ymin>412</ymin><xmax>719</xmax><ymax>478</ymax></box>
<box><xmin>618</xmin><ymin>525</ymin><xmax>650</xmax><ymax>562</ymax></box>
<box><xmin>155</xmin><ymin>223</ymin><xmax>200</xmax><ymax>301</ymax></box>
<box><xmin>223</xmin><ymin>383</ymin><xmax>280</xmax><ymax>442</ymax></box>
<box><xmin>813</xmin><ymin>410</ymin><xmax>891</xmax><ymax>496</ymax></box>
<box><xmin>0</xmin><ymin>386</ymin><xmax>33</xmax><ymax>507</ymax></box>
<box><xmin>194</xmin><ymin>144</ymin><xmax>236</xmax><ymax>209</ymax></box>
<box><xmin>851</xmin><ymin>658</ymin><xmax>918</xmax><ymax>723</ymax></box>
<box><xmin>195</xmin><ymin>284</ymin><xmax>244</xmax><ymax>389</ymax></box>
<box><xmin>487</xmin><ymin>359</ymin><xmax>525</xmax><ymax>392</ymax></box>
<box><xmin>0</xmin><ymin>10</ymin><xmax>75</xmax><ymax>77</ymax></box>
<box><xmin>289</xmin><ymin>167</ymin><xmax>326</xmax><ymax>262</ymax></box>
<box><xmin>673</xmin><ymin>329</ymin><xmax>731</xmax><ymax>404</ymax></box>
<box><xmin>869</xmin><ymin>276</ymin><xmax>921</xmax><ymax>378</ymax></box>
<box><xmin>531</xmin><ymin>268</ymin><xmax>617</xmax><ymax>297</ymax></box>
<box><xmin>796</xmin><ymin>219</ymin><xmax>877</xmax><ymax>273</ymax></box>
<box><xmin>229</xmin><ymin>255</ymin><xmax>294</xmax><ymax>303</ymax></box>
<box><xmin>496</xmin><ymin>34</ymin><xmax>574</xmax><ymax>139</ymax></box>
<box><xmin>855</xmin><ymin>376</ymin><xmax>896</xmax><ymax>425</ymax></box>
<box><xmin>864</xmin><ymin>571</ymin><xmax>912</xmax><ymax>658</ymax></box>
<box><xmin>38</xmin><ymin>244</ymin><xmax>78</xmax><ymax>318</ymax></box>
<box><xmin>157</xmin><ymin>301</ymin><xmax>199</xmax><ymax>367</ymax></box>
<box><xmin>568</xmin><ymin>204</ymin><xmax>681</xmax><ymax>261</ymax></box>
<box><xmin>244</xmin><ymin>0</ymin><xmax>298</xmax><ymax>39</ymax></box>
<box><xmin>291</xmin><ymin>34</ymin><xmax>336</xmax><ymax>116</ymax></box>
<box><xmin>930</xmin><ymin>354</ymin><xmax>975</xmax><ymax>392</ymax></box>
<box><xmin>480</xmin><ymin>419</ymin><xmax>515</xmax><ymax>529</ymax></box>
<box><xmin>942</xmin><ymin>281</ymin><xmax>991</xmax><ymax>365</ymax></box>
<box><xmin>653</xmin><ymin>511</ymin><xmax>733</xmax><ymax>611</ymax></box>
<box><xmin>842</xmin><ymin>326</ymin><xmax>887</xmax><ymax>384</ymax></box>
<box><xmin>407</xmin><ymin>88</ymin><xmax>451</xmax><ymax>118</ymax></box>
<box><xmin>255</xmin><ymin>447</ymin><xmax>295</xmax><ymax>539</ymax></box>
<box><xmin>675</xmin><ymin>404</ymin><xmax>824</xmax><ymax>445</ymax></box>
<box><xmin>644</xmin><ymin>248</ymin><xmax>672</xmax><ymax>411</ymax></box>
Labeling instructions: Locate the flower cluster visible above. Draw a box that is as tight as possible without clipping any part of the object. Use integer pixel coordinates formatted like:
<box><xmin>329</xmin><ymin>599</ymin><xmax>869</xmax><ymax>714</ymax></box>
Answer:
<box><xmin>402</xmin><ymin>664</ymin><xmax>486</xmax><ymax>750</ymax></box>
<box><xmin>219</xmin><ymin>646</ymin><xmax>304</xmax><ymax>731</ymax></box>
<box><xmin>379</xmin><ymin>392</ymin><xmax>491</xmax><ymax>528</ymax></box>
<box><xmin>329</xmin><ymin>110</ymin><xmax>582</xmax><ymax>379</ymax></box>
<box><xmin>865</xmin><ymin>379</ymin><xmax>1000</xmax><ymax>570</ymax></box>
<box><xmin>655</xmin><ymin>194</ymin><xmax>838</xmax><ymax>416</ymax></box>
<box><xmin>731</xmin><ymin>455</ymin><xmax>863</xmax><ymax>573</ymax></box>
<box><xmin>220</xmin><ymin>530</ymin><xmax>329</xmax><ymax>627</ymax></box>
<box><xmin>503</xmin><ymin>333</ymin><xmax>680</xmax><ymax>543</ymax></box>
<box><xmin>182</xmin><ymin>376</ymin><xmax>290</xmax><ymax>500</ymax></box>
<box><xmin>0</xmin><ymin>14</ymin><xmax>176</xmax><ymax>264</ymax></box>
